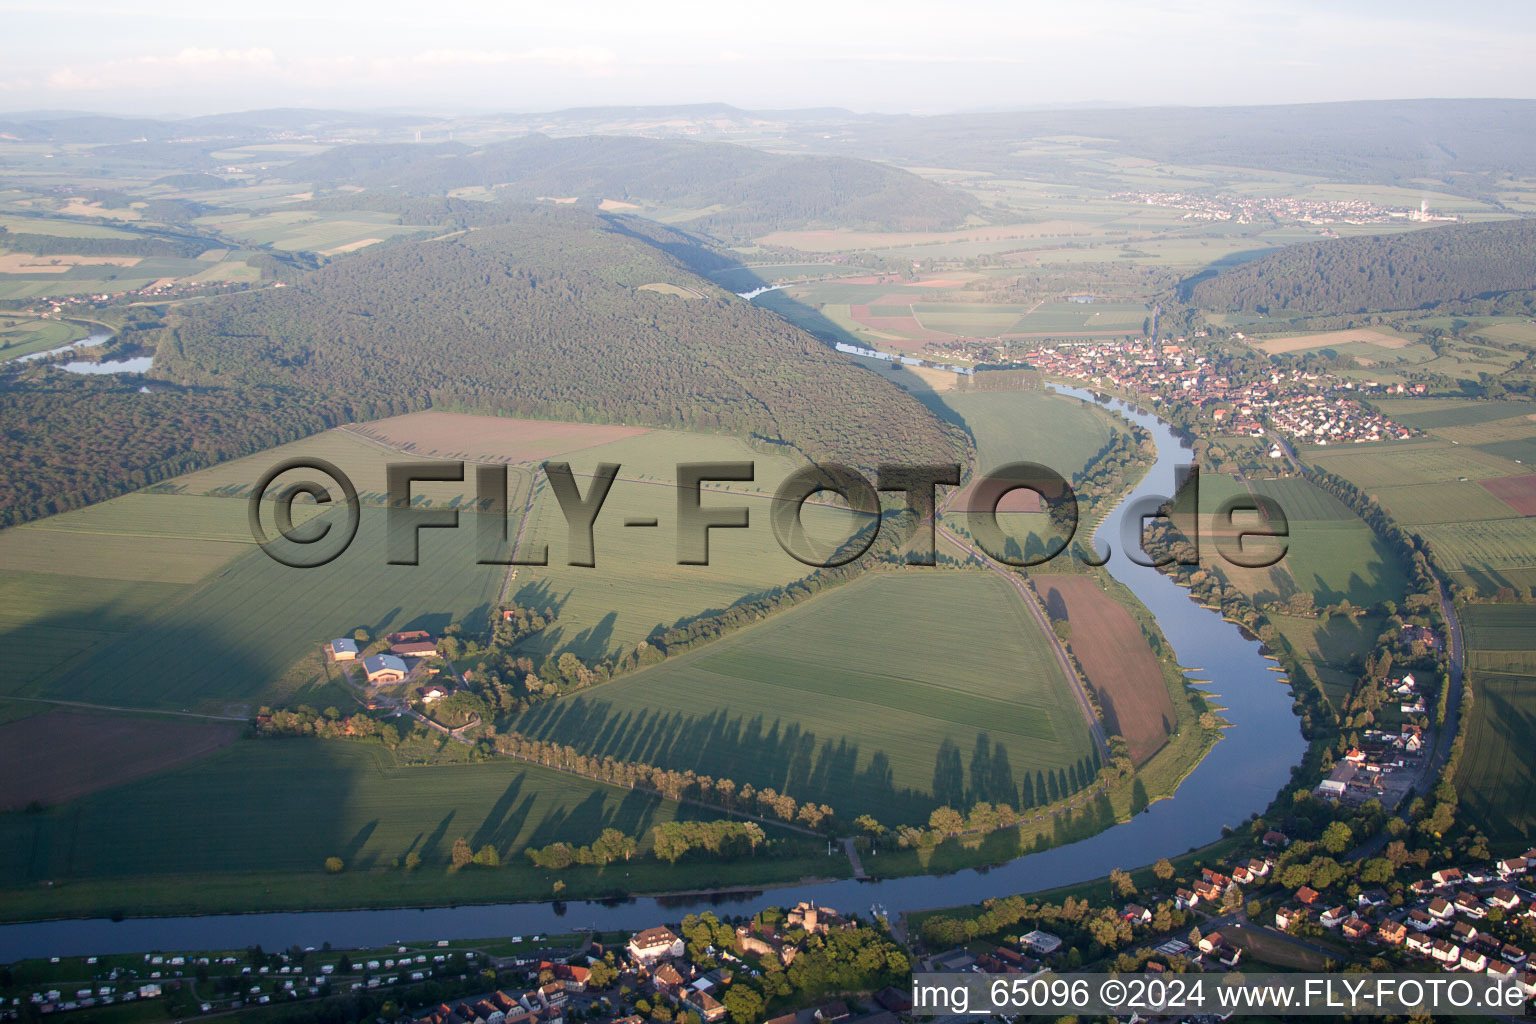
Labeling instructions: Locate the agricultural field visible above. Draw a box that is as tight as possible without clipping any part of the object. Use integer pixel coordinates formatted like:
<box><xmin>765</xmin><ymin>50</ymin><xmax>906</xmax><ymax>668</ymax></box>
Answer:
<box><xmin>1458</xmin><ymin>605</ymin><xmax>1536</xmax><ymax>843</ymax></box>
<box><xmin>513</xmin><ymin>571</ymin><xmax>1098</xmax><ymax>825</ymax></box>
<box><xmin>0</xmin><ymin>739</ymin><xmax>797</xmax><ymax>905</ymax></box>
<box><xmin>1306</xmin><ymin>440</ymin><xmax>1518</xmax><ymax>488</ymax></box>
<box><xmin>1304</xmin><ymin>405</ymin><xmax>1536</xmax><ymax>596</ymax></box>
<box><xmin>1007</xmin><ymin>301</ymin><xmax>1150</xmax><ymax>337</ymax></box>
<box><xmin>0</xmin><ymin>710</ymin><xmax>242</xmax><ymax>811</ymax></box>
<box><xmin>1035</xmin><ymin>574</ymin><xmax>1173</xmax><ymax>764</ymax></box>
<box><xmin>1462</xmin><ymin>604</ymin><xmax>1536</xmax><ymax>650</ymax></box>
<box><xmin>1415</xmin><ymin>519</ymin><xmax>1536</xmax><ymax>595</ymax></box>
<box><xmin>159</xmin><ymin>426</ymin><xmax>504</xmax><ymax>505</ymax></box>
<box><xmin>0</xmin><ymin>314</ymin><xmax>90</xmax><ymax>360</ymax></box>
<box><xmin>504</xmin><ymin>427</ymin><xmax>843</xmax><ymax>661</ymax></box>
<box><xmin>931</xmin><ymin>387</ymin><xmax>1126</xmax><ymax>555</ymax></box>
<box><xmin>0</xmin><ymin>412</ymin><xmax>876</xmax><ymax>715</ymax></box>
<box><xmin>1193</xmin><ymin>474</ymin><xmax>1410</xmax><ymax>608</ymax></box>
<box><xmin>349</xmin><ymin>411</ymin><xmax>651</xmax><ymax>465</ymax></box>
<box><xmin>192</xmin><ymin>209</ymin><xmax>434</xmax><ymax>254</ymax></box>
<box><xmin>1296</xmin><ymin>399</ymin><xmax>1536</xmax><ymax>595</ymax></box>
<box><xmin>2</xmin><ymin>503</ymin><xmax>504</xmax><ymax>711</ymax></box>
<box><xmin>1370</xmin><ymin>481</ymin><xmax>1524</xmax><ymax>525</ymax></box>
<box><xmin>1254</xmin><ymin>328</ymin><xmax>1411</xmax><ymax>355</ymax></box>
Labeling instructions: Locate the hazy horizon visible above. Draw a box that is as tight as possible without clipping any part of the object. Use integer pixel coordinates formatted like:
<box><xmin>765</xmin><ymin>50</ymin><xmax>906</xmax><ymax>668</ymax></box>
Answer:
<box><xmin>0</xmin><ymin>0</ymin><xmax>1532</xmax><ymax>117</ymax></box>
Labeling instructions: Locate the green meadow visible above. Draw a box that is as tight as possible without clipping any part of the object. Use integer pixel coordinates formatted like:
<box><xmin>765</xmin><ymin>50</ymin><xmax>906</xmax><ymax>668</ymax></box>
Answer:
<box><xmin>514</xmin><ymin>571</ymin><xmax>1098</xmax><ymax>825</ymax></box>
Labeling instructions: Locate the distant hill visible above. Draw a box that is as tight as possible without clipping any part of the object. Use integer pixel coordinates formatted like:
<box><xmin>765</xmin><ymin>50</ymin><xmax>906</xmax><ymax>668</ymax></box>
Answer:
<box><xmin>844</xmin><ymin>100</ymin><xmax>1536</xmax><ymax>184</ymax></box>
<box><xmin>0</xmin><ymin>204</ymin><xmax>962</xmax><ymax>526</ymax></box>
<box><xmin>276</xmin><ymin>134</ymin><xmax>981</xmax><ymax>237</ymax></box>
<box><xmin>1185</xmin><ymin>218</ymin><xmax>1536</xmax><ymax>314</ymax></box>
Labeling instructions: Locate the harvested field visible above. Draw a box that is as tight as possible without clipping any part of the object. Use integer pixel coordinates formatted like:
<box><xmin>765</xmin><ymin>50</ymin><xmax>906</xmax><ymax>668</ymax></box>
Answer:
<box><xmin>1036</xmin><ymin>574</ymin><xmax>1173</xmax><ymax>765</ymax></box>
<box><xmin>347</xmin><ymin>411</ymin><xmax>650</xmax><ymax>465</ymax></box>
<box><xmin>318</xmin><ymin>238</ymin><xmax>382</xmax><ymax>256</ymax></box>
<box><xmin>1482</xmin><ymin>474</ymin><xmax>1536</xmax><ymax>516</ymax></box>
<box><xmin>1256</xmin><ymin>329</ymin><xmax>1407</xmax><ymax>355</ymax></box>
<box><xmin>0</xmin><ymin>710</ymin><xmax>241</xmax><ymax>810</ymax></box>
<box><xmin>847</xmin><ymin>305</ymin><xmax>951</xmax><ymax>347</ymax></box>
<box><xmin>0</xmin><ymin>254</ymin><xmax>143</xmax><ymax>273</ymax></box>
<box><xmin>637</xmin><ymin>282</ymin><xmax>704</xmax><ymax>299</ymax></box>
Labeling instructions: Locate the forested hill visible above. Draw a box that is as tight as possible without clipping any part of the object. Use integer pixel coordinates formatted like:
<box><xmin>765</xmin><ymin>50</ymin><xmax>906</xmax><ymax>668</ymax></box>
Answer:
<box><xmin>1</xmin><ymin>205</ymin><xmax>963</xmax><ymax>525</ymax></box>
<box><xmin>155</xmin><ymin>207</ymin><xmax>962</xmax><ymax>465</ymax></box>
<box><xmin>1185</xmin><ymin>218</ymin><xmax>1536</xmax><ymax>314</ymax></box>
<box><xmin>276</xmin><ymin>134</ymin><xmax>979</xmax><ymax>238</ymax></box>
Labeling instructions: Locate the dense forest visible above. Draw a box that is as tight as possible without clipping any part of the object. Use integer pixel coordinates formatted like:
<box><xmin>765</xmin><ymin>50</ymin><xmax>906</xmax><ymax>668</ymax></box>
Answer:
<box><xmin>0</xmin><ymin>205</ymin><xmax>962</xmax><ymax>525</ymax></box>
<box><xmin>1185</xmin><ymin>218</ymin><xmax>1536</xmax><ymax>314</ymax></box>
<box><xmin>277</xmin><ymin>134</ymin><xmax>980</xmax><ymax>237</ymax></box>
<box><xmin>0</xmin><ymin>226</ymin><xmax>216</xmax><ymax>259</ymax></box>
<box><xmin>0</xmin><ymin>375</ymin><xmax>360</xmax><ymax>526</ymax></box>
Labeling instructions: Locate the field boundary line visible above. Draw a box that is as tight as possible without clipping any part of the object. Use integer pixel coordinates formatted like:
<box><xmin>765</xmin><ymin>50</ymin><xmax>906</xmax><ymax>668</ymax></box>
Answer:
<box><xmin>0</xmin><ymin>694</ymin><xmax>249</xmax><ymax>722</ymax></box>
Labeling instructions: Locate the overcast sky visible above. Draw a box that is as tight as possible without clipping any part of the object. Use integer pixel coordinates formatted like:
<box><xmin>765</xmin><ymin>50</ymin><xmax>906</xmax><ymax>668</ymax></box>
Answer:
<box><xmin>1</xmin><ymin>0</ymin><xmax>1532</xmax><ymax>117</ymax></box>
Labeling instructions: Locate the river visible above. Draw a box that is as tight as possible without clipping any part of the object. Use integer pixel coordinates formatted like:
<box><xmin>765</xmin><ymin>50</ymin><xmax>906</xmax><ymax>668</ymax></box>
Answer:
<box><xmin>11</xmin><ymin>325</ymin><xmax>152</xmax><ymax>375</ymax></box>
<box><xmin>0</xmin><ymin>386</ymin><xmax>1306</xmax><ymax>959</ymax></box>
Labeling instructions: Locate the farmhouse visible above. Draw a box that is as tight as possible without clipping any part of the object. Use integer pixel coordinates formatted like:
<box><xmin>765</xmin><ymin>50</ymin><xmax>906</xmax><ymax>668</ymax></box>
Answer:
<box><xmin>390</xmin><ymin>635</ymin><xmax>440</xmax><ymax>658</ymax></box>
<box><xmin>330</xmin><ymin>638</ymin><xmax>359</xmax><ymax>661</ymax></box>
<box><xmin>363</xmin><ymin>654</ymin><xmax>408</xmax><ymax>684</ymax></box>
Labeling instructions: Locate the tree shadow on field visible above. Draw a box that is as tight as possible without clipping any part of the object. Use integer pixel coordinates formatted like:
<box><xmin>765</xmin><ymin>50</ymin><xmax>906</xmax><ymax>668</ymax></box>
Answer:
<box><xmin>470</xmin><ymin>774</ymin><xmax>529</xmax><ymax>852</ymax></box>
<box><xmin>1463</xmin><ymin>683</ymin><xmax>1536</xmax><ymax>842</ymax></box>
<box><xmin>513</xmin><ymin>695</ymin><xmax>1094</xmax><ymax>826</ymax></box>
<box><xmin>420</xmin><ymin>811</ymin><xmax>456</xmax><ymax>863</ymax></box>
<box><xmin>341</xmin><ymin>820</ymin><xmax>379</xmax><ymax>868</ymax></box>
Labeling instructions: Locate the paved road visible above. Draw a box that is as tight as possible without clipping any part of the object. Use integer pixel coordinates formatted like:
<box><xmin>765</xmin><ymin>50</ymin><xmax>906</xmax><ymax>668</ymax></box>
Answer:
<box><xmin>1349</xmin><ymin>574</ymin><xmax>1464</xmax><ymax>863</ymax></box>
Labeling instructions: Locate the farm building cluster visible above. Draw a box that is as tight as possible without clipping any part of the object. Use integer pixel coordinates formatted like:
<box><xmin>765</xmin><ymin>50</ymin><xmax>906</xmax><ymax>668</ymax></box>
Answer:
<box><xmin>329</xmin><ymin>631</ymin><xmax>443</xmax><ymax>684</ymax></box>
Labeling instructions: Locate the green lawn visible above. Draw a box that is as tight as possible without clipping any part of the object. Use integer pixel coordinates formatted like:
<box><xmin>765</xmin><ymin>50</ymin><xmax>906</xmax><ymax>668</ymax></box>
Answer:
<box><xmin>514</xmin><ymin>571</ymin><xmax>1097</xmax><ymax>825</ymax></box>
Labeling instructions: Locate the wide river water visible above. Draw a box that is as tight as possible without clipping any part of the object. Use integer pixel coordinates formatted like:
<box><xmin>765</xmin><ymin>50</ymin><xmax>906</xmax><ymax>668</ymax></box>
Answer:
<box><xmin>0</xmin><ymin>386</ymin><xmax>1307</xmax><ymax>959</ymax></box>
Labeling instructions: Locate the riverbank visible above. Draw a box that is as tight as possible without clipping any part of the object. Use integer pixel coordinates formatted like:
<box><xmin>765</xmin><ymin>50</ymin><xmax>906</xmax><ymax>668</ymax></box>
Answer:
<box><xmin>0</xmin><ymin>387</ymin><xmax>1309</xmax><ymax>960</ymax></box>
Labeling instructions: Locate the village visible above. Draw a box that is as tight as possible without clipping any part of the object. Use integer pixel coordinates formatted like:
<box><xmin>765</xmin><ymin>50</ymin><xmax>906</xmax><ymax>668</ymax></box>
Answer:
<box><xmin>1021</xmin><ymin>337</ymin><xmax>1417</xmax><ymax>448</ymax></box>
<box><xmin>1106</xmin><ymin>190</ymin><xmax>1459</xmax><ymax>227</ymax></box>
<box><xmin>915</xmin><ymin>839</ymin><xmax>1536</xmax><ymax>1014</ymax></box>
<box><xmin>0</xmin><ymin>904</ymin><xmax>911</xmax><ymax>1024</ymax></box>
